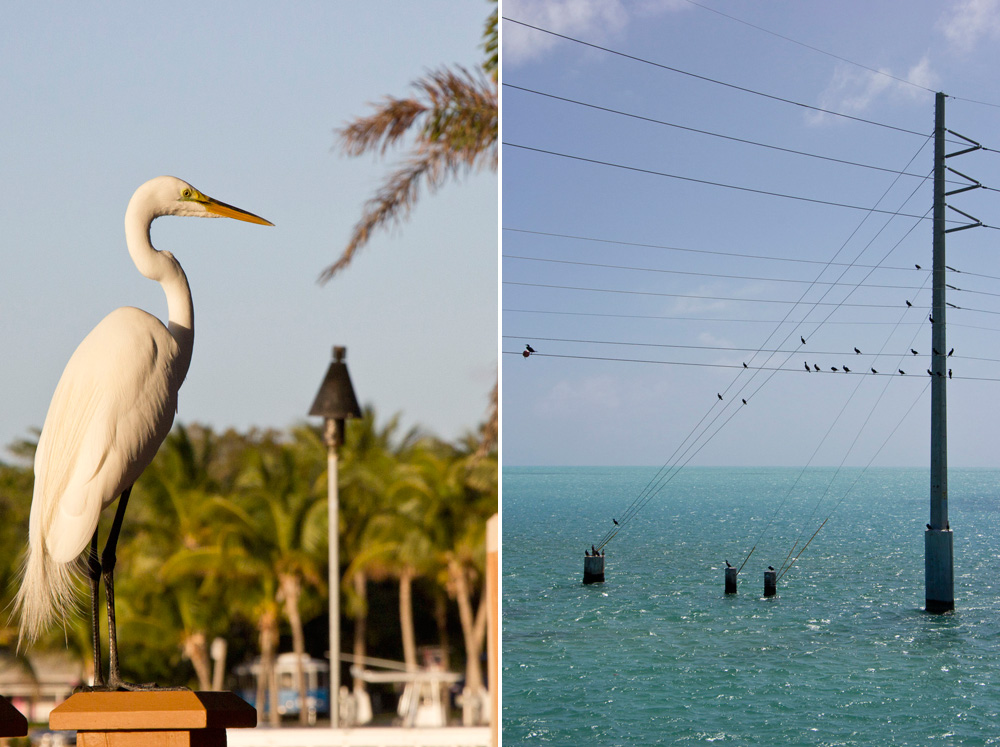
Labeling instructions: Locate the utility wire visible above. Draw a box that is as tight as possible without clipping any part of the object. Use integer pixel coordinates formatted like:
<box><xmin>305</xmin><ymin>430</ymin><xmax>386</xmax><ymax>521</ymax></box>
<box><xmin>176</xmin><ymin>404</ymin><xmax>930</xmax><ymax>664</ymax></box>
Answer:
<box><xmin>504</xmin><ymin>228</ymin><xmax>1000</xmax><ymax>284</ymax></box>
<box><xmin>504</xmin><ymin>334</ymin><xmax>993</xmax><ymax>363</ymax></box>
<box><xmin>680</xmin><ymin>0</ymin><xmax>936</xmax><ymax>94</ymax></box>
<box><xmin>505</xmin><ymin>142</ymin><xmax>944</xmax><ymax>221</ymax></box>
<box><xmin>509</xmin><ymin>351</ymin><xmax>1000</xmax><ymax>382</ymax></box>
<box><xmin>679</xmin><ymin>0</ymin><xmax>1000</xmax><ymax>111</ymax></box>
<box><xmin>504</xmin><ymin>280</ymin><xmax>925</xmax><ymax>309</ymax></box>
<box><xmin>513</xmin><ymin>336</ymin><xmax>1000</xmax><ymax>365</ymax></box>
<box><xmin>504</xmin><ymin>83</ymin><xmax>949</xmax><ymax>180</ymax></box>
<box><xmin>501</xmin><ymin>16</ymin><xmax>929</xmax><ymax>137</ymax></box>
<box><xmin>504</xmin><ymin>253</ymin><xmax>942</xmax><ymax>293</ymax></box>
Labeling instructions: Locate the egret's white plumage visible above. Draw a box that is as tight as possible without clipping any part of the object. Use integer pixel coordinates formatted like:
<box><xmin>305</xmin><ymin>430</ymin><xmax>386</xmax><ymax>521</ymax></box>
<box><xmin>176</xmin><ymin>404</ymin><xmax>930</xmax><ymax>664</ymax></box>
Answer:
<box><xmin>15</xmin><ymin>176</ymin><xmax>271</xmax><ymax>655</ymax></box>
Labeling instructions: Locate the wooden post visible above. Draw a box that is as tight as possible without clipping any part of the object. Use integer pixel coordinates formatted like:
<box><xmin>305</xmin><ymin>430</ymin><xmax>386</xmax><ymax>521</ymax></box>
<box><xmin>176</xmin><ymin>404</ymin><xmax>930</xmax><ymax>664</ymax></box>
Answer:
<box><xmin>0</xmin><ymin>695</ymin><xmax>28</xmax><ymax>738</ymax></box>
<box><xmin>725</xmin><ymin>567</ymin><xmax>738</xmax><ymax>594</ymax></box>
<box><xmin>487</xmin><ymin>514</ymin><xmax>498</xmax><ymax>747</ymax></box>
<box><xmin>50</xmin><ymin>692</ymin><xmax>255</xmax><ymax>747</ymax></box>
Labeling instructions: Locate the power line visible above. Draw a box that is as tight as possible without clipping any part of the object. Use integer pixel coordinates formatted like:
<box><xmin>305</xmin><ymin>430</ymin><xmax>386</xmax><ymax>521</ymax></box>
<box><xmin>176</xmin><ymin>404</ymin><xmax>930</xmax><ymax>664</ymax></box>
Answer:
<box><xmin>504</xmin><ymin>227</ymin><xmax>1000</xmax><ymax>283</ymax></box>
<box><xmin>504</xmin><ymin>280</ymin><xmax>926</xmax><ymax>310</ymax></box>
<box><xmin>504</xmin><ymin>253</ymin><xmax>1000</xmax><ymax>300</ymax></box>
<box><xmin>504</xmin><ymin>307</ymin><xmax>1000</xmax><ymax>334</ymax></box>
<box><xmin>508</xmin><ymin>350</ymin><xmax>1000</xmax><ymax>381</ymax></box>
<box><xmin>679</xmin><ymin>0</ymin><xmax>1000</xmax><ymax>111</ymax></box>
<box><xmin>505</xmin><ymin>334</ymin><xmax>993</xmax><ymax>362</ymax></box>
<box><xmin>506</xmin><ymin>307</ymin><xmax>925</xmax><ymax>325</ymax></box>
<box><xmin>503</xmin><ymin>253</ymin><xmax>936</xmax><ymax>292</ymax></box>
<box><xmin>681</xmin><ymin>0</ymin><xmax>936</xmax><ymax>94</ymax></box>
<box><xmin>501</xmin><ymin>16</ymin><xmax>930</xmax><ymax>137</ymax></box>
<box><xmin>505</xmin><ymin>142</ymin><xmax>941</xmax><ymax>221</ymax></box>
<box><xmin>504</xmin><ymin>83</ymin><xmax>944</xmax><ymax>180</ymax></box>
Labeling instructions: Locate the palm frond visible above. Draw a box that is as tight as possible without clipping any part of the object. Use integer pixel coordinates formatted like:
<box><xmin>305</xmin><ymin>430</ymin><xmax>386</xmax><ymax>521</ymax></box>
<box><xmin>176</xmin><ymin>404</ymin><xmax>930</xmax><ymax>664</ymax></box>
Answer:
<box><xmin>321</xmin><ymin>66</ymin><xmax>497</xmax><ymax>283</ymax></box>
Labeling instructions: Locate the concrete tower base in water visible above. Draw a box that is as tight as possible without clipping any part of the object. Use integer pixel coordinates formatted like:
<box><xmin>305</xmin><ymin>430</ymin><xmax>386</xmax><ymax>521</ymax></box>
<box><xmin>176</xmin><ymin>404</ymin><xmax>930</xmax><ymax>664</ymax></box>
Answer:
<box><xmin>583</xmin><ymin>554</ymin><xmax>605</xmax><ymax>584</ymax></box>
<box><xmin>925</xmin><ymin>528</ymin><xmax>954</xmax><ymax>613</ymax></box>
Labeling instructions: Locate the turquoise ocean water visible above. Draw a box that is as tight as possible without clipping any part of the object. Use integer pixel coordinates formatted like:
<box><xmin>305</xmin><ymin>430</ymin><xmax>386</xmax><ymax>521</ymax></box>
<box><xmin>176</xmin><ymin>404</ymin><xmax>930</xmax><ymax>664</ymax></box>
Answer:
<box><xmin>503</xmin><ymin>466</ymin><xmax>1000</xmax><ymax>745</ymax></box>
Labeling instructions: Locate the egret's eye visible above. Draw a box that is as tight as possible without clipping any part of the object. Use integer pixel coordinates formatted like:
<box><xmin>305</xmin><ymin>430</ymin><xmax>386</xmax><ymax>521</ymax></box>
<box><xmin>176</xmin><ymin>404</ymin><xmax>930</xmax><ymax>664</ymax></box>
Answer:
<box><xmin>181</xmin><ymin>188</ymin><xmax>193</xmax><ymax>199</ymax></box>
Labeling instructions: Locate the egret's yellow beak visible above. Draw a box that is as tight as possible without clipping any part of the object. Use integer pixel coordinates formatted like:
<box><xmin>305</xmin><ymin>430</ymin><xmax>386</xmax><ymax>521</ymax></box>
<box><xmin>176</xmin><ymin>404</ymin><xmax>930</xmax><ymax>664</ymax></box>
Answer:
<box><xmin>202</xmin><ymin>195</ymin><xmax>273</xmax><ymax>226</ymax></box>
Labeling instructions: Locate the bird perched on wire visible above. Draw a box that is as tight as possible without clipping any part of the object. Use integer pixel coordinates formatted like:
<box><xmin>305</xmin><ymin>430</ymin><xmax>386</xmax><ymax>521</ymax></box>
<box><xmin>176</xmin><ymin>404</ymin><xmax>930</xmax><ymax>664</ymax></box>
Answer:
<box><xmin>871</xmin><ymin>368</ymin><xmax>878</xmax><ymax>374</ymax></box>
<box><xmin>525</xmin><ymin>344</ymin><xmax>535</xmax><ymax>354</ymax></box>
<box><xmin>854</xmin><ymin>347</ymin><xmax>862</xmax><ymax>355</ymax></box>
<box><xmin>813</xmin><ymin>364</ymin><xmax>820</xmax><ymax>372</ymax></box>
<box><xmin>899</xmin><ymin>369</ymin><xmax>906</xmax><ymax>375</ymax></box>
<box><xmin>804</xmin><ymin>361</ymin><xmax>810</xmax><ymax>372</ymax></box>
<box><xmin>14</xmin><ymin>177</ymin><xmax>272</xmax><ymax>691</ymax></box>
<box><xmin>906</xmin><ymin>300</ymin><xmax>912</xmax><ymax>308</ymax></box>
<box><xmin>717</xmin><ymin>393</ymin><xmax>723</xmax><ymax>400</ymax></box>
<box><xmin>911</xmin><ymin>349</ymin><xmax>919</xmax><ymax>355</ymax></box>
<box><xmin>843</xmin><ymin>366</ymin><xmax>851</xmax><ymax>373</ymax></box>
<box><xmin>949</xmin><ymin>348</ymin><xmax>954</xmax><ymax>357</ymax></box>
<box><xmin>801</xmin><ymin>336</ymin><xmax>806</xmax><ymax>345</ymax></box>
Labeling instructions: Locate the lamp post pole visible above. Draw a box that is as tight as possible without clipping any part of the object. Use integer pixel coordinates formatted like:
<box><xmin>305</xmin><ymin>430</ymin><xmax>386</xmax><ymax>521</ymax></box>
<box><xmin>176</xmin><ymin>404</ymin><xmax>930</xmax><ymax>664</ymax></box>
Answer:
<box><xmin>325</xmin><ymin>417</ymin><xmax>342</xmax><ymax>728</ymax></box>
<box><xmin>308</xmin><ymin>345</ymin><xmax>361</xmax><ymax>728</ymax></box>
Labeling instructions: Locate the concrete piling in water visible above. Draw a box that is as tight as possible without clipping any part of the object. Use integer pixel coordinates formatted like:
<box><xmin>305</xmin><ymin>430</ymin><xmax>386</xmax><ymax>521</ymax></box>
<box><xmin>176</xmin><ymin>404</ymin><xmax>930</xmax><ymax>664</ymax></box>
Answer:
<box><xmin>583</xmin><ymin>554</ymin><xmax>605</xmax><ymax>584</ymax></box>
<box><xmin>925</xmin><ymin>527</ymin><xmax>954</xmax><ymax>613</ymax></box>
<box><xmin>764</xmin><ymin>569</ymin><xmax>777</xmax><ymax>597</ymax></box>
<box><xmin>725</xmin><ymin>566</ymin><xmax>738</xmax><ymax>594</ymax></box>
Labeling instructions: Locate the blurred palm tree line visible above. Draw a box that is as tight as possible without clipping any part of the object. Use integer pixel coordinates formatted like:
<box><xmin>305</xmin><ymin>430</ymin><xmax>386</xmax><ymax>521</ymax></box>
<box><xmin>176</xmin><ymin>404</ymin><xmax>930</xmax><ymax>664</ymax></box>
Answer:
<box><xmin>0</xmin><ymin>408</ymin><xmax>496</xmax><ymax>720</ymax></box>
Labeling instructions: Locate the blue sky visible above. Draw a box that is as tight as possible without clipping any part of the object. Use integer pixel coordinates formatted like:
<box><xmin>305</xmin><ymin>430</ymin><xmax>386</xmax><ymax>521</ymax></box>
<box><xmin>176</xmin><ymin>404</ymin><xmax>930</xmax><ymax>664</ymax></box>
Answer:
<box><xmin>1</xmin><ymin>2</ymin><xmax>497</xmax><ymax>456</ymax></box>
<box><xmin>502</xmin><ymin>0</ymin><xmax>1000</xmax><ymax>467</ymax></box>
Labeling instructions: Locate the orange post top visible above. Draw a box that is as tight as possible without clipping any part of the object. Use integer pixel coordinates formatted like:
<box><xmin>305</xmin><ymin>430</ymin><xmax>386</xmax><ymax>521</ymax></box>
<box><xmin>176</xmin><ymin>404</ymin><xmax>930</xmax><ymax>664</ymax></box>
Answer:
<box><xmin>50</xmin><ymin>692</ymin><xmax>256</xmax><ymax>732</ymax></box>
<box><xmin>0</xmin><ymin>695</ymin><xmax>28</xmax><ymax>737</ymax></box>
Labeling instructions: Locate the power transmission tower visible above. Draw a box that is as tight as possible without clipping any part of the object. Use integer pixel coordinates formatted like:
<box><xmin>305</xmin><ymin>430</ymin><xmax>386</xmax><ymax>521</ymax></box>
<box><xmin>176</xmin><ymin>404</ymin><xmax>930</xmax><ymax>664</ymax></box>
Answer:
<box><xmin>926</xmin><ymin>91</ymin><xmax>982</xmax><ymax>613</ymax></box>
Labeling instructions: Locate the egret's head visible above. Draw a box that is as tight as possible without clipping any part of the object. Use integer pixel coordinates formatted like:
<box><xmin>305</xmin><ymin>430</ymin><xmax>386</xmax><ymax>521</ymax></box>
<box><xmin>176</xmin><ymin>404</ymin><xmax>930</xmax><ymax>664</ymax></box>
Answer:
<box><xmin>133</xmin><ymin>175</ymin><xmax>273</xmax><ymax>226</ymax></box>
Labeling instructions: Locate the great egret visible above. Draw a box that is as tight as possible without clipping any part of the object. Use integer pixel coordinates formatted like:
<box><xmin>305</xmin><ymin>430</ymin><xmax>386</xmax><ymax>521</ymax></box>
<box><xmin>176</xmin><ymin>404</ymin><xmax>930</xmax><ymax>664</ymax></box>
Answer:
<box><xmin>15</xmin><ymin>176</ymin><xmax>272</xmax><ymax>690</ymax></box>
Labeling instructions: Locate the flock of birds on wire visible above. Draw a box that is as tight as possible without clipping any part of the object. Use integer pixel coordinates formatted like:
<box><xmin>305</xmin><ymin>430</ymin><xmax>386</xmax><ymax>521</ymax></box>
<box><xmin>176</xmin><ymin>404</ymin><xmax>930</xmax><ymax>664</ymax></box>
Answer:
<box><xmin>522</xmin><ymin>308</ymin><xmax>960</xmax><ymax>405</ymax></box>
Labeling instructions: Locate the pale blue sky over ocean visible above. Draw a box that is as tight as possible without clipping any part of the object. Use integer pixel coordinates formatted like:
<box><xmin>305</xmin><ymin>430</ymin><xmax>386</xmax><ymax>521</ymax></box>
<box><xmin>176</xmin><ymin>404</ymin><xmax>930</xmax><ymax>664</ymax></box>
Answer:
<box><xmin>1</xmin><ymin>2</ymin><xmax>497</xmax><ymax>454</ymax></box>
<box><xmin>503</xmin><ymin>0</ymin><xmax>1000</xmax><ymax>467</ymax></box>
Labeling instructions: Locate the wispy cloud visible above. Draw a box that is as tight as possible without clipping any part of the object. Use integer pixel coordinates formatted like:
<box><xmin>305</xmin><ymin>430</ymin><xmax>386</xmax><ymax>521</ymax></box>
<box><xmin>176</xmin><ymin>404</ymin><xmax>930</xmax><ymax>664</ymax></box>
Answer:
<box><xmin>503</xmin><ymin>0</ymin><xmax>686</xmax><ymax>68</ymax></box>
<box><xmin>807</xmin><ymin>56</ymin><xmax>937</xmax><ymax>125</ymax></box>
<box><xmin>940</xmin><ymin>0</ymin><xmax>1000</xmax><ymax>52</ymax></box>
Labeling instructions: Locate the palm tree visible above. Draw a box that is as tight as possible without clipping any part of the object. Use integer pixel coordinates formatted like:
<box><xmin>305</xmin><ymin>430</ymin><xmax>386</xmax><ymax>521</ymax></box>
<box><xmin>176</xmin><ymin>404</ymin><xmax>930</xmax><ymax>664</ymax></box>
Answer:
<box><xmin>411</xmin><ymin>435</ymin><xmax>496</xmax><ymax>721</ymax></box>
<box><xmin>228</xmin><ymin>433</ymin><xmax>327</xmax><ymax>724</ymax></box>
<box><xmin>337</xmin><ymin>411</ymin><xmax>423</xmax><ymax>681</ymax></box>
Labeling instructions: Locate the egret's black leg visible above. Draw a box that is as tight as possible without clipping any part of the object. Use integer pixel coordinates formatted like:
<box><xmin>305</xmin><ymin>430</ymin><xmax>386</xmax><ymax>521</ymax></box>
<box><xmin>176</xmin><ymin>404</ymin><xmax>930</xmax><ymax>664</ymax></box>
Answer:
<box><xmin>102</xmin><ymin>487</ymin><xmax>132</xmax><ymax>690</ymax></box>
<box><xmin>87</xmin><ymin>530</ymin><xmax>104</xmax><ymax>688</ymax></box>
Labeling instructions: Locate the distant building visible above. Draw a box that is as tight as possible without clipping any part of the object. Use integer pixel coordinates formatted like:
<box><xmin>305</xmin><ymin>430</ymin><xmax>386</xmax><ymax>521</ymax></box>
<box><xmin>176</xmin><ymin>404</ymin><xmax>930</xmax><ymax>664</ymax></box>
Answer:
<box><xmin>0</xmin><ymin>651</ymin><xmax>84</xmax><ymax>722</ymax></box>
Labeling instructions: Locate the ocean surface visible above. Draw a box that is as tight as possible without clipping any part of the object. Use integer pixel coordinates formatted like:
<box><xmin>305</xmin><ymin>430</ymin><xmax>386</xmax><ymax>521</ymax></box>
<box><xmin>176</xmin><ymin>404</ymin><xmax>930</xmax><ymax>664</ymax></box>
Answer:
<box><xmin>502</xmin><ymin>466</ymin><xmax>1000</xmax><ymax>746</ymax></box>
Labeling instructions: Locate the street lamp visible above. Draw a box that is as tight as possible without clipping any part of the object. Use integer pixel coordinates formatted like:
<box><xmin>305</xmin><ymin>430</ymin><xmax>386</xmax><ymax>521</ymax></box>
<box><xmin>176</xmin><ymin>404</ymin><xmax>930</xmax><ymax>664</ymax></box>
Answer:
<box><xmin>309</xmin><ymin>345</ymin><xmax>361</xmax><ymax>728</ymax></box>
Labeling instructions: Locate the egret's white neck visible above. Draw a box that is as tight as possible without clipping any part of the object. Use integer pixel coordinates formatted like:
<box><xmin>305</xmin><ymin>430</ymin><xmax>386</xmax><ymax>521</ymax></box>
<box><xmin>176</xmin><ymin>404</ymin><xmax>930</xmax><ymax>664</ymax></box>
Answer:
<box><xmin>124</xmin><ymin>198</ymin><xmax>194</xmax><ymax>384</ymax></box>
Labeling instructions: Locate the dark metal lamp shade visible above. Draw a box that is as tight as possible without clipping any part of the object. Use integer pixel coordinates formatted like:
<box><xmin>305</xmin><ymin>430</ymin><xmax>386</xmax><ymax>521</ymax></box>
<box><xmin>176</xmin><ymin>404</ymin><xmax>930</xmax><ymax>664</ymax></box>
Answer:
<box><xmin>309</xmin><ymin>346</ymin><xmax>362</xmax><ymax>420</ymax></box>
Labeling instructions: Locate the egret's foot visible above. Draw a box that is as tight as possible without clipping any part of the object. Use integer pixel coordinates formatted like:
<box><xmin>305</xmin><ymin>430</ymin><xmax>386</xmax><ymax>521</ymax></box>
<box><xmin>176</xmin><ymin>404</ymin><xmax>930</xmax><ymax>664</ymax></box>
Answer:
<box><xmin>110</xmin><ymin>678</ymin><xmax>190</xmax><ymax>692</ymax></box>
<box><xmin>75</xmin><ymin>681</ymin><xmax>190</xmax><ymax>693</ymax></box>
